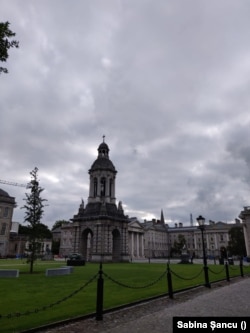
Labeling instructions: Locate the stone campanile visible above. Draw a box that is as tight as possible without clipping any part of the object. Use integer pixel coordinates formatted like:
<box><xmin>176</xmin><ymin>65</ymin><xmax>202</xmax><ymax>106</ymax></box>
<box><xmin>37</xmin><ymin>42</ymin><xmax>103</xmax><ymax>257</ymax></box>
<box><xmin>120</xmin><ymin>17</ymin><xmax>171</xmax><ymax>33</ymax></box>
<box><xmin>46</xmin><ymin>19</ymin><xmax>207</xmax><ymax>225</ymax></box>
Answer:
<box><xmin>64</xmin><ymin>138</ymin><xmax>129</xmax><ymax>262</ymax></box>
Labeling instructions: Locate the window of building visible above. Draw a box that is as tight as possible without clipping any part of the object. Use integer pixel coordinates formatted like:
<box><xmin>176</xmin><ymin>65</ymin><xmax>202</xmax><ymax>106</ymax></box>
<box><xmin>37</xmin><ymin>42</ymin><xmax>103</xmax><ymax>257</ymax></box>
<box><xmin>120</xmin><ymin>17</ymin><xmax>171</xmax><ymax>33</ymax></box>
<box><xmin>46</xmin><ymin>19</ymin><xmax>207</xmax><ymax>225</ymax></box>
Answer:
<box><xmin>4</xmin><ymin>207</ymin><xmax>9</xmax><ymax>217</ymax></box>
<box><xmin>100</xmin><ymin>177</ymin><xmax>106</xmax><ymax>196</ymax></box>
<box><xmin>94</xmin><ymin>178</ymin><xmax>97</xmax><ymax>197</ymax></box>
<box><xmin>109</xmin><ymin>179</ymin><xmax>113</xmax><ymax>196</ymax></box>
<box><xmin>0</xmin><ymin>223</ymin><xmax>7</xmax><ymax>235</ymax></box>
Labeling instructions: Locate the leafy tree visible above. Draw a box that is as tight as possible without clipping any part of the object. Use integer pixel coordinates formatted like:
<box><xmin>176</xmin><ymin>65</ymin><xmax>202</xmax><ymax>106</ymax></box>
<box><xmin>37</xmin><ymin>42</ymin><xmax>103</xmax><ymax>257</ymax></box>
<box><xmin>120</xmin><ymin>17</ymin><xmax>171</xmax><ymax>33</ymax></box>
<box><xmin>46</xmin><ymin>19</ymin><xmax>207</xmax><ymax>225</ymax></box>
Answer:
<box><xmin>52</xmin><ymin>240</ymin><xmax>60</xmax><ymax>255</ymax></box>
<box><xmin>227</xmin><ymin>226</ymin><xmax>246</xmax><ymax>257</ymax></box>
<box><xmin>19</xmin><ymin>223</ymin><xmax>52</xmax><ymax>239</ymax></box>
<box><xmin>171</xmin><ymin>234</ymin><xmax>186</xmax><ymax>256</ymax></box>
<box><xmin>0</xmin><ymin>21</ymin><xmax>19</xmax><ymax>74</ymax></box>
<box><xmin>21</xmin><ymin>167</ymin><xmax>48</xmax><ymax>273</ymax></box>
<box><xmin>52</xmin><ymin>220</ymin><xmax>68</xmax><ymax>230</ymax></box>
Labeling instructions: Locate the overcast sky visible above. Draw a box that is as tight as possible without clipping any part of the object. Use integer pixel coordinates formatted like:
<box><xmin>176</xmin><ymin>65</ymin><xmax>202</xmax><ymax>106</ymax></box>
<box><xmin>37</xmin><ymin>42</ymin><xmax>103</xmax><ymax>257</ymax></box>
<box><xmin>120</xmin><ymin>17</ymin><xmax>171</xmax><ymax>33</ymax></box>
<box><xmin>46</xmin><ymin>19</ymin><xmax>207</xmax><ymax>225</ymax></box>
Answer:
<box><xmin>1</xmin><ymin>0</ymin><xmax>250</xmax><ymax>229</ymax></box>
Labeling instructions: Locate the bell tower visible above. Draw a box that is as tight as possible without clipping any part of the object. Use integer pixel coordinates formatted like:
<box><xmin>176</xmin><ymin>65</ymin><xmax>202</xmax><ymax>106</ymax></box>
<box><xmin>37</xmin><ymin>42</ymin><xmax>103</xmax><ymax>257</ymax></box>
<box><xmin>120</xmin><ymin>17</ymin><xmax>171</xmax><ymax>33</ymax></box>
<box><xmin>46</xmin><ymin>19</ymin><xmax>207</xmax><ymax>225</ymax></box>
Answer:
<box><xmin>88</xmin><ymin>136</ymin><xmax>116</xmax><ymax>205</ymax></box>
<box><xmin>65</xmin><ymin>137</ymin><xmax>129</xmax><ymax>263</ymax></box>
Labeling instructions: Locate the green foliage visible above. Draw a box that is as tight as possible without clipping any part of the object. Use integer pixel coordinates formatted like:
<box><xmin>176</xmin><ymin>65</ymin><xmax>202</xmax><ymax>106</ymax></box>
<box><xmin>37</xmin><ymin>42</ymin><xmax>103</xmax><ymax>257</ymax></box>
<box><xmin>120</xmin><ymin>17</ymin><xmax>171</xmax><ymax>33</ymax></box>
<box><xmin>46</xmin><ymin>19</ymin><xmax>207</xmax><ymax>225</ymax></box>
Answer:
<box><xmin>22</xmin><ymin>167</ymin><xmax>47</xmax><ymax>227</ymax></box>
<box><xmin>19</xmin><ymin>223</ymin><xmax>52</xmax><ymax>239</ymax></box>
<box><xmin>172</xmin><ymin>234</ymin><xmax>186</xmax><ymax>255</ymax></box>
<box><xmin>21</xmin><ymin>167</ymin><xmax>48</xmax><ymax>273</ymax></box>
<box><xmin>51</xmin><ymin>240</ymin><xmax>60</xmax><ymax>255</ymax></box>
<box><xmin>227</xmin><ymin>226</ymin><xmax>246</xmax><ymax>257</ymax></box>
<box><xmin>52</xmin><ymin>220</ymin><xmax>68</xmax><ymax>230</ymax></box>
<box><xmin>0</xmin><ymin>21</ymin><xmax>19</xmax><ymax>74</ymax></box>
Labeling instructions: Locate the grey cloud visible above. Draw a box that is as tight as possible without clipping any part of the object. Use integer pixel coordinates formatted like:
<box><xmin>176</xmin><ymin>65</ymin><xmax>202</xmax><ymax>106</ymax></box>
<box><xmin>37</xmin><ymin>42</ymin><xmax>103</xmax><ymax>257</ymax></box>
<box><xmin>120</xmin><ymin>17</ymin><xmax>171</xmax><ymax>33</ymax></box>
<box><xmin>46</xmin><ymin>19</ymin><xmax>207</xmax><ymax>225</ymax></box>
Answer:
<box><xmin>1</xmin><ymin>1</ymin><xmax>250</xmax><ymax>227</ymax></box>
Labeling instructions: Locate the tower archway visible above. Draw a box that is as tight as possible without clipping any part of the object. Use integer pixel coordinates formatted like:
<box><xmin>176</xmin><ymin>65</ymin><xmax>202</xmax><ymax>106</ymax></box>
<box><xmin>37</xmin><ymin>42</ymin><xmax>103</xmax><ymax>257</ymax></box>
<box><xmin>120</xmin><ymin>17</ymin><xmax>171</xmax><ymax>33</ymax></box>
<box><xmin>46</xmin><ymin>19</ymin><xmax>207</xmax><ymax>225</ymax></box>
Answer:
<box><xmin>81</xmin><ymin>228</ymin><xmax>93</xmax><ymax>261</ymax></box>
<box><xmin>112</xmin><ymin>229</ymin><xmax>121</xmax><ymax>262</ymax></box>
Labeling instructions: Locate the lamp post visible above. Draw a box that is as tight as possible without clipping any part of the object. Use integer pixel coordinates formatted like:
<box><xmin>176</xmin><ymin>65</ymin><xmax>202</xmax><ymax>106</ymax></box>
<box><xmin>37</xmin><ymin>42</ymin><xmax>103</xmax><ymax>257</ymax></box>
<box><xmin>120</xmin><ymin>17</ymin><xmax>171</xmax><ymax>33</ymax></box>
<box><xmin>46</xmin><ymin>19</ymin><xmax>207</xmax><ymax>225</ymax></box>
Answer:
<box><xmin>197</xmin><ymin>215</ymin><xmax>210</xmax><ymax>288</ymax></box>
<box><xmin>96</xmin><ymin>223</ymin><xmax>104</xmax><ymax>321</ymax></box>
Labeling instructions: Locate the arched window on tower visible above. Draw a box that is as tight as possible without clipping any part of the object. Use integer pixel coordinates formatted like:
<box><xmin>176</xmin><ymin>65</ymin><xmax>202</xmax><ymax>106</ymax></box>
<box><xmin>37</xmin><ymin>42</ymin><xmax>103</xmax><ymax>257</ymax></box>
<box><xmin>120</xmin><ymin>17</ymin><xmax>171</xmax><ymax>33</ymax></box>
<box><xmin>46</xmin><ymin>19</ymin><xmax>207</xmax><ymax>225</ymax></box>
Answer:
<box><xmin>94</xmin><ymin>178</ymin><xmax>97</xmax><ymax>197</ymax></box>
<box><xmin>100</xmin><ymin>177</ymin><xmax>106</xmax><ymax>197</ymax></box>
<box><xmin>109</xmin><ymin>179</ymin><xmax>113</xmax><ymax>197</ymax></box>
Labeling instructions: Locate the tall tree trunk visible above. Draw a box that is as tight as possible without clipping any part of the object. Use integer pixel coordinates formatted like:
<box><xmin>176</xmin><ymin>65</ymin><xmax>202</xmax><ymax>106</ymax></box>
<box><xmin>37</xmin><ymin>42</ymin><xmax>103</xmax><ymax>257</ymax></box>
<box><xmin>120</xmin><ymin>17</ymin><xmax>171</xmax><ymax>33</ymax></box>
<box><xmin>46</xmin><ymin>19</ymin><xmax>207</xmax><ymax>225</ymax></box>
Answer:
<box><xmin>29</xmin><ymin>242</ymin><xmax>35</xmax><ymax>274</ymax></box>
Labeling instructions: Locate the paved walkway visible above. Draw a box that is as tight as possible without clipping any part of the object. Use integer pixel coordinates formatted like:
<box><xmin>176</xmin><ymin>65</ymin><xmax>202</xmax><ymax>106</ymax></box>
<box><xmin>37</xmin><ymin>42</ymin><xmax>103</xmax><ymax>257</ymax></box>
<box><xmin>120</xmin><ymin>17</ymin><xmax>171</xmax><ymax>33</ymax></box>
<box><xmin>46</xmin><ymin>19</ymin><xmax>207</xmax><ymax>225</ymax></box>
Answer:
<box><xmin>42</xmin><ymin>276</ymin><xmax>250</xmax><ymax>333</ymax></box>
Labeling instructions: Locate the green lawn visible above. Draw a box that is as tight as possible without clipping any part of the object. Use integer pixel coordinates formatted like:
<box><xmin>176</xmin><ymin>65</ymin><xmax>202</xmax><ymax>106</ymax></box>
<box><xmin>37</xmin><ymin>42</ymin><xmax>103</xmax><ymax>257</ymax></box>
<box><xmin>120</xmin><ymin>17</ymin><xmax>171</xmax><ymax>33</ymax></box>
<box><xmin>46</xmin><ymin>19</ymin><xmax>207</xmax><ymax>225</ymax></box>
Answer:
<box><xmin>0</xmin><ymin>259</ymin><xmax>249</xmax><ymax>333</ymax></box>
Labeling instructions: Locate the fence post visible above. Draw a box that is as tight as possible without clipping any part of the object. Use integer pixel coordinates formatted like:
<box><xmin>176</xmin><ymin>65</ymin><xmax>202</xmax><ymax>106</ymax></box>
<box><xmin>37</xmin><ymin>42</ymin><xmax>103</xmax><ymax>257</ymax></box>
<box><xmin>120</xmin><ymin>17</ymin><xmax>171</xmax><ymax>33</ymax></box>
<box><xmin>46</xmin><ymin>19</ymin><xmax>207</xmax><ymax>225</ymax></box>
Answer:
<box><xmin>96</xmin><ymin>262</ymin><xmax>104</xmax><ymax>321</ymax></box>
<box><xmin>167</xmin><ymin>263</ymin><xmax>174</xmax><ymax>299</ymax></box>
<box><xmin>240</xmin><ymin>258</ymin><xmax>244</xmax><ymax>277</ymax></box>
<box><xmin>225</xmin><ymin>262</ymin><xmax>230</xmax><ymax>282</ymax></box>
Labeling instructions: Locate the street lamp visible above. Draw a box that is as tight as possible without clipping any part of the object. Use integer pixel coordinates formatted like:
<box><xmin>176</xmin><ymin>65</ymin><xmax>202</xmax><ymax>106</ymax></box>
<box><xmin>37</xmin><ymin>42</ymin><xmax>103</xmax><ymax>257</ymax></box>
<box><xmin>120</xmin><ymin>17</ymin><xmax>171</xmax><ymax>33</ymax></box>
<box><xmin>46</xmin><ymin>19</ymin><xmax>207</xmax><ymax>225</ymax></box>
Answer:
<box><xmin>197</xmin><ymin>215</ymin><xmax>211</xmax><ymax>288</ymax></box>
<box><xmin>96</xmin><ymin>222</ymin><xmax>104</xmax><ymax>321</ymax></box>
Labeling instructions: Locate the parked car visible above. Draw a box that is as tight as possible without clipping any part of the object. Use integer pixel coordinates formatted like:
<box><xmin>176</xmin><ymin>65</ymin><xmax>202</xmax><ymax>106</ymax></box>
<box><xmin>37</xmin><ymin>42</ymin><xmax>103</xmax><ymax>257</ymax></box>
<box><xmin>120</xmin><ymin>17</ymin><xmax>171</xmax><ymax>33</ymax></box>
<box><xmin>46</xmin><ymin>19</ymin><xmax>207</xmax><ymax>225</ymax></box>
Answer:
<box><xmin>69</xmin><ymin>253</ymin><xmax>83</xmax><ymax>260</ymax></box>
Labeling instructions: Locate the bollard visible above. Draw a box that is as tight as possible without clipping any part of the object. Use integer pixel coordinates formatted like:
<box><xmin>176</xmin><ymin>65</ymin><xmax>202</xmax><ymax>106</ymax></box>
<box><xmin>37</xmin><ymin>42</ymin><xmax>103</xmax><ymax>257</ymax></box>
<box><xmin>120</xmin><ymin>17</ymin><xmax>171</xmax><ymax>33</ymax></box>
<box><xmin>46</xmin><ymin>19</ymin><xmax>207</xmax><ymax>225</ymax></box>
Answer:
<box><xmin>167</xmin><ymin>263</ymin><xmax>174</xmax><ymax>299</ymax></box>
<box><xmin>225</xmin><ymin>262</ymin><xmax>230</xmax><ymax>282</ymax></box>
<box><xmin>203</xmin><ymin>265</ymin><xmax>211</xmax><ymax>288</ymax></box>
<box><xmin>96</xmin><ymin>262</ymin><xmax>104</xmax><ymax>321</ymax></box>
<box><xmin>240</xmin><ymin>258</ymin><xmax>244</xmax><ymax>277</ymax></box>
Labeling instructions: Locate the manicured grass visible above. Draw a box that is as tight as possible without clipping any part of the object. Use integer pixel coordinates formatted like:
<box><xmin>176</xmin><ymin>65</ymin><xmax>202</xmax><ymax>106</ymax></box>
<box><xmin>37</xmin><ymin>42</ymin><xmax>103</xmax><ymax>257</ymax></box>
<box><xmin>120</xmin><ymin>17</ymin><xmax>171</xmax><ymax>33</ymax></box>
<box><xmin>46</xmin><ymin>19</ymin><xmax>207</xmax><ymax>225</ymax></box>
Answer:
<box><xmin>0</xmin><ymin>259</ymin><xmax>249</xmax><ymax>333</ymax></box>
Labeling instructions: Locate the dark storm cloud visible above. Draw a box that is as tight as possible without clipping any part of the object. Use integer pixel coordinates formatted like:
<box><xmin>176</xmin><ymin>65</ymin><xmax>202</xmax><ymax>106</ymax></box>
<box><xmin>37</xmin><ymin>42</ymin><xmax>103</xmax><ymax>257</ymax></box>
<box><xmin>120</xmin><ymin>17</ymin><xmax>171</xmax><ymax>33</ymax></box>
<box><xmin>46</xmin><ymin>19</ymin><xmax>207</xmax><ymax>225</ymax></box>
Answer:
<box><xmin>1</xmin><ymin>0</ymin><xmax>250</xmax><ymax>227</ymax></box>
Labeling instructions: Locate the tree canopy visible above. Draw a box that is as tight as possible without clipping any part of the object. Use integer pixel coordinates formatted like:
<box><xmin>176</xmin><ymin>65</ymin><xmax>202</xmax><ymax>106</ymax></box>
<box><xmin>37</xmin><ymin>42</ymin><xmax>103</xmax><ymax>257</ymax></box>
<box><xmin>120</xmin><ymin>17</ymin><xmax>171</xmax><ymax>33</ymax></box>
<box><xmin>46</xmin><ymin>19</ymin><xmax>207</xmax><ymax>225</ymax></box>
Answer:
<box><xmin>227</xmin><ymin>226</ymin><xmax>246</xmax><ymax>257</ymax></box>
<box><xmin>19</xmin><ymin>223</ymin><xmax>52</xmax><ymax>239</ymax></box>
<box><xmin>52</xmin><ymin>220</ymin><xmax>68</xmax><ymax>230</ymax></box>
<box><xmin>22</xmin><ymin>167</ymin><xmax>47</xmax><ymax>226</ymax></box>
<box><xmin>21</xmin><ymin>167</ymin><xmax>48</xmax><ymax>273</ymax></box>
<box><xmin>171</xmin><ymin>234</ymin><xmax>186</xmax><ymax>256</ymax></box>
<box><xmin>0</xmin><ymin>21</ymin><xmax>19</xmax><ymax>74</ymax></box>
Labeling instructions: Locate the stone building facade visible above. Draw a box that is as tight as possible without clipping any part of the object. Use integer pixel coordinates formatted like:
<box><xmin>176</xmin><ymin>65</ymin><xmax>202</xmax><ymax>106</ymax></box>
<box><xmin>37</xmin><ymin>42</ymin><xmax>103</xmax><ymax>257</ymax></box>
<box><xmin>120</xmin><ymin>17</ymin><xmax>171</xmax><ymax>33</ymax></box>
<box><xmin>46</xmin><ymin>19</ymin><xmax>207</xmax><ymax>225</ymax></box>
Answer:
<box><xmin>0</xmin><ymin>189</ymin><xmax>52</xmax><ymax>258</ymax></box>
<box><xmin>167</xmin><ymin>220</ymin><xmax>241</xmax><ymax>259</ymax></box>
<box><xmin>239</xmin><ymin>206</ymin><xmax>250</xmax><ymax>257</ymax></box>
<box><xmin>0</xmin><ymin>189</ymin><xmax>16</xmax><ymax>257</ymax></box>
<box><xmin>128</xmin><ymin>217</ymin><xmax>242</xmax><ymax>260</ymax></box>
<box><xmin>141</xmin><ymin>211</ymin><xmax>168</xmax><ymax>258</ymax></box>
<box><xmin>128</xmin><ymin>218</ymin><xmax>145</xmax><ymax>259</ymax></box>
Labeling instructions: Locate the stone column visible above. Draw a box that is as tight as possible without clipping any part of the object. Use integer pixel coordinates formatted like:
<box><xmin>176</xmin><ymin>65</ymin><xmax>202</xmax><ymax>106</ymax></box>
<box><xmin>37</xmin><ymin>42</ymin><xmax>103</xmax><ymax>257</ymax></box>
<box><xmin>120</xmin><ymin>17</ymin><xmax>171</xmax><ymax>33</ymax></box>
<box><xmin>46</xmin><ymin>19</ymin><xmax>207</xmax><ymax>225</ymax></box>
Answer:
<box><xmin>89</xmin><ymin>175</ymin><xmax>93</xmax><ymax>197</ymax></box>
<box><xmin>131</xmin><ymin>232</ymin><xmax>134</xmax><ymax>258</ymax></box>
<box><xmin>134</xmin><ymin>232</ymin><xmax>137</xmax><ymax>257</ymax></box>
<box><xmin>194</xmin><ymin>233</ymin><xmax>198</xmax><ymax>255</ymax></box>
<box><xmin>240</xmin><ymin>207</ymin><xmax>250</xmax><ymax>257</ymax></box>
<box><xmin>136</xmin><ymin>233</ymin><xmax>139</xmax><ymax>257</ymax></box>
<box><xmin>113</xmin><ymin>177</ymin><xmax>116</xmax><ymax>199</ymax></box>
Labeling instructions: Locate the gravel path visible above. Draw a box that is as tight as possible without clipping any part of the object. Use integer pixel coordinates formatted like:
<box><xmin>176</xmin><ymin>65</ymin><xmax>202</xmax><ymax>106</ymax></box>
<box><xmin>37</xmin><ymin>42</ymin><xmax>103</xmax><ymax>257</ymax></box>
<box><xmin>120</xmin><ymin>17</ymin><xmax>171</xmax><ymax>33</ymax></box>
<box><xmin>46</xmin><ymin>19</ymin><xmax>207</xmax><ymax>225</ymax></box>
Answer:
<box><xmin>37</xmin><ymin>276</ymin><xmax>250</xmax><ymax>333</ymax></box>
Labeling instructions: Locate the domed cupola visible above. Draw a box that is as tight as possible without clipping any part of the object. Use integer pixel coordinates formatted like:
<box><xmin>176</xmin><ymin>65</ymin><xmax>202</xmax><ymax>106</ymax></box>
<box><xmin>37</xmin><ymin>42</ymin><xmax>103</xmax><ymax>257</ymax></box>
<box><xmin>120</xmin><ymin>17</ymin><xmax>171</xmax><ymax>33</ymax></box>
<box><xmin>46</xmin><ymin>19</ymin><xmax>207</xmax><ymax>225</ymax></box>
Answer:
<box><xmin>0</xmin><ymin>189</ymin><xmax>10</xmax><ymax>197</ymax></box>
<box><xmin>89</xmin><ymin>137</ymin><xmax>116</xmax><ymax>173</ymax></box>
<box><xmin>0</xmin><ymin>188</ymin><xmax>16</xmax><ymax>206</ymax></box>
<box><xmin>87</xmin><ymin>137</ymin><xmax>117</xmax><ymax>205</ymax></box>
<box><xmin>98</xmin><ymin>141</ymin><xmax>109</xmax><ymax>158</ymax></box>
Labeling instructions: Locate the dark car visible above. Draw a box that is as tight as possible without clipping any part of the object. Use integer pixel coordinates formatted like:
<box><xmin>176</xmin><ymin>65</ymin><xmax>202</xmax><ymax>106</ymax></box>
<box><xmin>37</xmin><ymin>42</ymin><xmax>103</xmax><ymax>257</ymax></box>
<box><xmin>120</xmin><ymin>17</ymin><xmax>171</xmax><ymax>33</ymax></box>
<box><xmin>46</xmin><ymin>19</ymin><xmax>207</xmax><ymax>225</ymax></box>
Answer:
<box><xmin>69</xmin><ymin>253</ymin><xmax>83</xmax><ymax>260</ymax></box>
